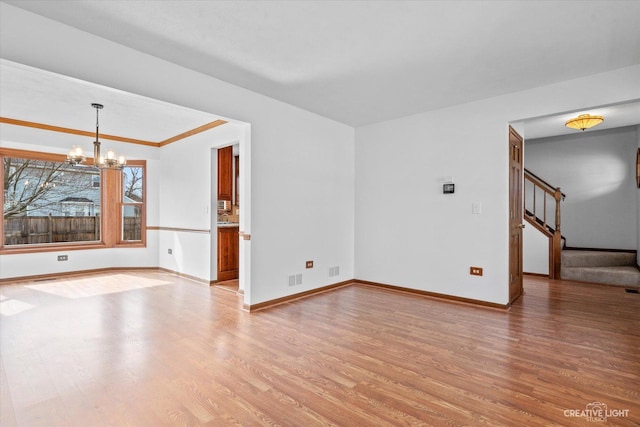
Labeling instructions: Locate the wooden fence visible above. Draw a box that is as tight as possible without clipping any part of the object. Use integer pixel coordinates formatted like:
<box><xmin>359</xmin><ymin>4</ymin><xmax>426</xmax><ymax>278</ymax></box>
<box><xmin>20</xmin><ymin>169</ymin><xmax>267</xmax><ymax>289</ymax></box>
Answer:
<box><xmin>123</xmin><ymin>217</ymin><xmax>141</xmax><ymax>241</ymax></box>
<box><xmin>4</xmin><ymin>215</ymin><xmax>99</xmax><ymax>245</ymax></box>
<box><xmin>4</xmin><ymin>216</ymin><xmax>142</xmax><ymax>245</ymax></box>
<box><xmin>4</xmin><ymin>215</ymin><xmax>142</xmax><ymax>245</ymax></box>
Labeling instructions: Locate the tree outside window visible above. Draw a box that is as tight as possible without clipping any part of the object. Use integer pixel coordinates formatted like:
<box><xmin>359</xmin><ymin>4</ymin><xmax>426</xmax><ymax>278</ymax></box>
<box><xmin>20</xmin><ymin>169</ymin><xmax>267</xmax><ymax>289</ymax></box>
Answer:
<box><xmin>3</xmin><ymin>156</ymin><xmax>101</xmax><ymax>245</ymax></box>
<box><xmin>1</xmin><ymin>148</ymin><xmax>146</xmax><ymax>250</ymax></box>
<box><xmin>121</xmin><ymin>165</ymin><xmax>144</xmax><ymax>242</ymax></box>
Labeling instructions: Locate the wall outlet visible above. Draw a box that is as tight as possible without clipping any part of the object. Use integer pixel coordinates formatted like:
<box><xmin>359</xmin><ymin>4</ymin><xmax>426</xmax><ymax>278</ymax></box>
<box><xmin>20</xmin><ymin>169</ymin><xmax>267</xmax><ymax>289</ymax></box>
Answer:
<box><xmin>470</xmin><ymin>266</ymin><xmax>483</xmax><ymax>276</ymax></box>
<box><xmin>168</xmin><ymin>249</ymin><xmax>173</xmax><ymax>254</ymax></box>
<box><xmin>57</xmin><ymin>255</ymin><xmax>68</xmax><ymax>261</ymax></box>
<box><xmin>329</xmin><ymin>266</ymin><xmax>340</xmax><ymax>277</ymax></box>
<box><xmin>306</xmin><ymin>260</ymin><xmax>314</xmax><ymax>269</ymax></box>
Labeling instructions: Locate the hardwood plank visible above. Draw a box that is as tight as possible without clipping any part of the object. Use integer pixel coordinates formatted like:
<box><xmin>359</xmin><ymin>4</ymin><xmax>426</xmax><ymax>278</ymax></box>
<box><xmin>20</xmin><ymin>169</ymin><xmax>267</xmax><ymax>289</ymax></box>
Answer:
<box><xmin>0</xmin><ymin>358</ymin><xmax>18</xmax><ymax>427</ymax></box>
<box><xmin>1</xmin><ymin>271</ymin><xmax>638</xmax><ymax>426</ymax></box>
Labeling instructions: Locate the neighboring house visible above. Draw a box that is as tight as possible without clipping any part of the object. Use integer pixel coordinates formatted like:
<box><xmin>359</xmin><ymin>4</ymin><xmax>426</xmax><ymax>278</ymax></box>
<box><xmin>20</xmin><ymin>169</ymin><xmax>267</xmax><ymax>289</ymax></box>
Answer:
<box><xmin>57</xmin><ymin>196</ymin><xmax>96</xmax><ymax>217</ymax></box>
<box><xmin>5</xmin><ymin>159</ymin><xmax>139</xmax><ymax>218</ymax></box>
<box><xmin>4</xmin><ymin>159</ymin><xmax>99</xmax><ymax>217</ymax></box>
<box><xmin>30</xmin><ymin>193</ymin><xmax>138</xmax><ymax>217</ymax></box>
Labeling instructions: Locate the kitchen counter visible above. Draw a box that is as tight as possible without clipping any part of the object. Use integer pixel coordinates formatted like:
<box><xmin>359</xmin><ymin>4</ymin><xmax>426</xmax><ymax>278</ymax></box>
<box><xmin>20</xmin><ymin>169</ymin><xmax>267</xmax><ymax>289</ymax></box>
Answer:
<box><xmin>217</xmin><ymin>222</ymin><xmax>239</xmax><ymax>228</ymax></box>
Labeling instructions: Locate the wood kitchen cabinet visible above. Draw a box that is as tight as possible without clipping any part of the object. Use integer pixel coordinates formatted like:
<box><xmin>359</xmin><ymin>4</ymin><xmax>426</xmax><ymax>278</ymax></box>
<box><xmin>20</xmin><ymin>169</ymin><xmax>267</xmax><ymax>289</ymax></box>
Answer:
<box><xmin>234</xmin><ymin>155</ymin><xmax>240</xmax><ymax>206</ymax></box>
<box><xmin>218</xmin><ymin>146</ymin><xmax>233</xmax><ymax>201</ymax></box>
<box><xmin>217</xmin><ymin>226</ymin><xmax>239</xmax><ymax>281</ymax></box>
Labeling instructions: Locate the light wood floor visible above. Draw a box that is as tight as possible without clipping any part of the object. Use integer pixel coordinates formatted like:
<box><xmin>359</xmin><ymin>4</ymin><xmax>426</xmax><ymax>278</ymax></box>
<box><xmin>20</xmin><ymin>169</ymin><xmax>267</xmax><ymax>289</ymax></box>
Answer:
<box><xmin>1</xmin><ymin>272</ymin><xmax>638</xmax><ymax>426</ymax></box>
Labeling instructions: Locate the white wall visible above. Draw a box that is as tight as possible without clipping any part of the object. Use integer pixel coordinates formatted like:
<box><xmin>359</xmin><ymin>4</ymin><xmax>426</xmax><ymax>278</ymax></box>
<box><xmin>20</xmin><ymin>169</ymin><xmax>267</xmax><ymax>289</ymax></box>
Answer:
<box><xmin>0</xmin><ymin>4</ymin><xmax>355</xmax><ymax>307</ymax></box>
<box><xmin>637</xmin><ymin>126</ymin><xmax>640</xmax><ymax>264</ymax></box>
<box><xmin>355</xmin><ymin>67</ymin><xmax>640</xmax><ymax>305</ymax></box>
<box><xmin>157</xmin><ymin>122</ymin><xmax>245</xmax><ymax>282</ymax></box>
<box><xmin>523</xmin><ymin>226</ymin><xmax>549</xmax><ymax>275</ymax></box>
<box><xmin>526</xmin><ymin>126</ymin><xmax>638</xmax><ymax>250</ymax></box>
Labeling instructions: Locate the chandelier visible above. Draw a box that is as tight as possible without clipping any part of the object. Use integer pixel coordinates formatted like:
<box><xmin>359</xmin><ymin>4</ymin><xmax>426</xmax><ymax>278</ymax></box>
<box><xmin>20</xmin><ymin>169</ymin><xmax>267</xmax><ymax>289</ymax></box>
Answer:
<box><xmin>67</xmin><ymin>103</ymin><xmax>126</xmax><ymax>169</ymax></box>
<box><xmin>565</xmin><ymin>114</ymin><xmax>604</xmax><ymax>131</ymax></box>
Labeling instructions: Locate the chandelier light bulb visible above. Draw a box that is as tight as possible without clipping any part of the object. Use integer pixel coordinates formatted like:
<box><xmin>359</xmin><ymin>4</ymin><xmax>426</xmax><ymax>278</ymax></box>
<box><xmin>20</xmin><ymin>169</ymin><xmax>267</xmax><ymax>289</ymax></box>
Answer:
<box><xmin>68</xmin><ymin>103</ymin><xmax>127</xmax><ymax>169</ymax></box>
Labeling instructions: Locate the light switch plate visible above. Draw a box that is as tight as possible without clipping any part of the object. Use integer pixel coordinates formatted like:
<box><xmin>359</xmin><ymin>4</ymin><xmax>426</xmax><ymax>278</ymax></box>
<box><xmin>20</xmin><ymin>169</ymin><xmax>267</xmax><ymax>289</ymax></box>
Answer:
<box><xmin>472</xmin><ymin>202</ymin><xmax>481</xmax><ymax>214</ymax></box>
<box><xmin>443</xmin><ymin>183</ymin><xmax>455</xmax><ymax>194</ymax></box>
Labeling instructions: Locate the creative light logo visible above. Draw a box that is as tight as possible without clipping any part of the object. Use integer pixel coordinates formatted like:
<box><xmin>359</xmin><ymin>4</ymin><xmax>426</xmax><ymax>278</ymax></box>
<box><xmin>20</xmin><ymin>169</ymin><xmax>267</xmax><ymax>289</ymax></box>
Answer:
<box><xmin>564</xmin><ymin>402</ymin><xmax>630</xmax><ymax>422</ymax></box>
<box><xmin>585</xmin><ymin>402</ymin><xmax>608</xmax><ymax>423</ymax></box>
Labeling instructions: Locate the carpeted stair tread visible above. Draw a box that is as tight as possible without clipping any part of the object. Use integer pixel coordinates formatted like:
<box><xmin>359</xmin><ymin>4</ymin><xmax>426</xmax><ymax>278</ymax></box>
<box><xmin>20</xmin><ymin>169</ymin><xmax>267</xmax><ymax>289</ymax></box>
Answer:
<box><xmin>561</xmin><ymin>250</ymin><xmax>636</xmax><ymax>268</ymax></box>
<box><xmin>561</xmin><ymin>266</ymin><xmax>640</xmax><ymax>287</ymax></box>
<box><xmin>560</xmin><ymin>250</ymin><xmax>639</xmax><ymax>287</ymax></box>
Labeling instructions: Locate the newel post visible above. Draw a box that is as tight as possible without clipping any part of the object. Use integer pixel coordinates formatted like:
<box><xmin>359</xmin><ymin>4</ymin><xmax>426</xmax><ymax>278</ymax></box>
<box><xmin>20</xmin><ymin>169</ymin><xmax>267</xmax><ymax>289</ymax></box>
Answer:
<box><xmin>554</xmin><ymin>188</ymin><xmax>562</xmax><ymax>233</ymax></box>
<box><xmin>551</xmin><ymin>187</ymin><xmax>563</xmax><ymax>279</ymax></box>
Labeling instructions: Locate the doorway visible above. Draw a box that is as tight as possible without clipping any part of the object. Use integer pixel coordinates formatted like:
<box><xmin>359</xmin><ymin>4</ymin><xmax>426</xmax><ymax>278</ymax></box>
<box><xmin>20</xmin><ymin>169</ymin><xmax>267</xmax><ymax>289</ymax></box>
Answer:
<box><xmin>210</xmin><ymin>123</ymin><xmax>251</xmax><ymax>301</ymax></box>
<box><xmin>215</xmin><ymin>143</ymin><xmax>241</xmax><ymax>292</ymax></box>
<box><xmin>508</xmin><ymin>126</ymin><xmax>524</xmax><ymax>304</ymax></box>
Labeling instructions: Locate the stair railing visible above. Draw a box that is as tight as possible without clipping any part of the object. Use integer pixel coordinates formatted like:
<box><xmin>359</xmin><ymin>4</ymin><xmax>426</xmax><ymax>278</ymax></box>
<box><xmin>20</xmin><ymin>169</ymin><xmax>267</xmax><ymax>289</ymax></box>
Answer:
<box><xmin>524</xmin><ymin>169</ymin><xmax>565</xmax><ymax>279</ymax></box>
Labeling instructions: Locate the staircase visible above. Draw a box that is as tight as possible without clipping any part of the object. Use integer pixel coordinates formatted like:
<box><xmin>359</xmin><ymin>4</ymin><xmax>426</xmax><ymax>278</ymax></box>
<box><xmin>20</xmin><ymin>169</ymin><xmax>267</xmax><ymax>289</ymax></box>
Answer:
<box><xmin>524</xmin><ymin>169</ymin><xmax>565</xmax><ymax>279</ymax></box>
<box><xmin>561</xmin><ymin>250</ymin><xmax>640</xmax><ymax>287</ymax></box>
<box><xmin>524</xmin><ymin>168</ymin><xmax>640</xmax><ymax>287</ymax></box>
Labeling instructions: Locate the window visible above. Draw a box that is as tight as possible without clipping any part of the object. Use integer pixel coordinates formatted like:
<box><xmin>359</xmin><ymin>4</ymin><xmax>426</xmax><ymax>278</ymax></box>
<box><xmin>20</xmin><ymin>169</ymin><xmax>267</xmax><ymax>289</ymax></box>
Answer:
<box><xmin>1</xmin><ymin>148</ymin><xmax>146</xmax><ymax>252</ymax></box>
<box><xmin>120</xmin><ymin>164</ymin><xmax>145</xmax><ymax>242</ymax></box>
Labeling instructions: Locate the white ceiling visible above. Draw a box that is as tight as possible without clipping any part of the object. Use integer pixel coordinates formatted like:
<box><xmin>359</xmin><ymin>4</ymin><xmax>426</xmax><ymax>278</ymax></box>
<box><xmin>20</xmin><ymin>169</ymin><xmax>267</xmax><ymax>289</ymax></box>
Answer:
<box><xmin>1</xmin><ymin>0</ymin><xmax>639</xmax><ymax>138</ymax></box>
<box><xmin>0</xmin><ymin>61</ymin><xmax>223</xmax><ymax>143</ymax></box>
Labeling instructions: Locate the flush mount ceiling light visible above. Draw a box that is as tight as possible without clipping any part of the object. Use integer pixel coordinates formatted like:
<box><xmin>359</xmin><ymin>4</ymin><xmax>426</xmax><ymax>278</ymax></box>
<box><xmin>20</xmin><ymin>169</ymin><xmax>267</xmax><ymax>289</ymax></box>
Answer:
<box><xmin>67</xmin><ymin>103</ymin><xmax>126</xmax><ymax>169</ymax></box>
<box><xmin>565</xmin><ymin>114</ymin><xmax>604</xmax><ymax>131</ymax></box>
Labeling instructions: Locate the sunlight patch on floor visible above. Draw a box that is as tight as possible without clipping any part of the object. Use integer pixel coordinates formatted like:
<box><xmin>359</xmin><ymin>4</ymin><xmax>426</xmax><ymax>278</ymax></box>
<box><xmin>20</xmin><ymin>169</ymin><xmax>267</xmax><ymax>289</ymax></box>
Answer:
<box><xmin>0</xmin><ymin>297</ymin><xmax>35</xmax><ymax>316</ymax></box>
<box><xmin>24</xmin><ymin>274</ymin><xmax>171</xmax><ymax>299</ymax></box>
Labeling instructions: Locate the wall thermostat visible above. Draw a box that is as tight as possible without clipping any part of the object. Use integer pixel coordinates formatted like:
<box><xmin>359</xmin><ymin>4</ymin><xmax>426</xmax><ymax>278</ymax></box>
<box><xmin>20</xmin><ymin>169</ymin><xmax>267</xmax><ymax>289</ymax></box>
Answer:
<box><xmin>443</xmin><ymin>183</ymin><xmax>455</xmax><ymax>194</ymax></box>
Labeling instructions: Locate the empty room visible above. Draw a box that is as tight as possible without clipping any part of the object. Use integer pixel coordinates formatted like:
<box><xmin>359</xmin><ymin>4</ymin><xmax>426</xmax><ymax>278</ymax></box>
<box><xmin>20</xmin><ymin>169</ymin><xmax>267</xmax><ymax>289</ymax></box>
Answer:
<box><xmin>1</xmin><ymin>1</ymin><xmax>639</xmax><ymax>426</ymax></box>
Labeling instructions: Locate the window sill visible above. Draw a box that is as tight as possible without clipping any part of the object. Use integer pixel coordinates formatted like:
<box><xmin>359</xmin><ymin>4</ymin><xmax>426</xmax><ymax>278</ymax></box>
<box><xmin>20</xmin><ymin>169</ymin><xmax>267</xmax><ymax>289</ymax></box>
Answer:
<box><xmin>115</xmin><ymin>241</ymin><xmax>146</xmax><ymax>248</ymax></box>
<box><xmin>1</xmin><ymin>240</ymin><xmax>148</xmax><ymax>255</ymax></box>
<box><xmin>0</xmin><ymin>241</ymin><xmax>107</xmax><ymax>255</ymax></box>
